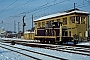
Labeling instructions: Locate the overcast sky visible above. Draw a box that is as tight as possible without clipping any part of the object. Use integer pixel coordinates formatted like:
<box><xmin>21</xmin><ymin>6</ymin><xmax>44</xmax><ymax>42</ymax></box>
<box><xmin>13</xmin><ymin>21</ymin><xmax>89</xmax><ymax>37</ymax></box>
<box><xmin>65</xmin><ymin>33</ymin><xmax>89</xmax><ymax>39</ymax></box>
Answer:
<box><xmin>0</xmin><ymin>0</ymin><xmax>90</xmax><ymax>32</ymax></box>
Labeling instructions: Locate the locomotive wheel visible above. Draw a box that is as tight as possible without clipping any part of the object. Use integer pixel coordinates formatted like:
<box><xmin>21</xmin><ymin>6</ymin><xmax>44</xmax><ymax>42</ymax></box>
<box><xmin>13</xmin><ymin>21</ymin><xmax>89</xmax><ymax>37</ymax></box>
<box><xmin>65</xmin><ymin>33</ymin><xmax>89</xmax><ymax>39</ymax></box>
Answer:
<box><xmin>59</xmin><ymin>41</ymin><xmax>63</xmax><ymax>44</ymax></box>
<box><xmin>50</xmin><ymin>40</ymin><xmax>55</xmax><ymax>44</ymax></box>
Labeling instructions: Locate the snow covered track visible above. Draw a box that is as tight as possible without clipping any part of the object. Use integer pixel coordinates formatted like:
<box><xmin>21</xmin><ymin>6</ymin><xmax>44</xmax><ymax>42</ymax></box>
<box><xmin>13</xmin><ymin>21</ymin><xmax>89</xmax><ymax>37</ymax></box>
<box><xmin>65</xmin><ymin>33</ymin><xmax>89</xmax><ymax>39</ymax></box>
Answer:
<box><xmin>0</xmin><ymin>39</ymin><xmax>90</xmax><ymax>57</ymax></box>
<box><xmin>0</xmin><ymin>39</ymin><xmax>90</xmax><ymax>60</ymax></box>
<box><xmin>13</xmin><ymin>41</ymin><xmax>90</xmax><ymax>56</ymax></box>
<box><xmin>50</xmin><ymin>45</ymin><xmax>90</xmax><ymax>56</ymax></box>
<box><xmin>0</xmin><ymin>43</ymin><xmax>40</xmax><ymax>60</ymax></box>
<box><xmin>0</xmin><ymin>42</ymin><xmax>67</xmax><ymax>60</ymax></box>
<box><xmin>16</xmin><ymin>42</ymin><xmax>90</xmax><ymax>56</ymax></box>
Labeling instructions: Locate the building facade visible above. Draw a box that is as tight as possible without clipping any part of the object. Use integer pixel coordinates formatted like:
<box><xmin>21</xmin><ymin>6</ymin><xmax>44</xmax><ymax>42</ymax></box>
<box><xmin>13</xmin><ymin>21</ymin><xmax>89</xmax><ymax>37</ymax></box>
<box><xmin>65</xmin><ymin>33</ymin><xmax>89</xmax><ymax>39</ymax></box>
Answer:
<box><xmin>24</xmin><ymin>31</ymin><xmax>35</xmax><ymax>40</ymax></box>
<box><xmin>34</xmin><ymin>8</ymin><xmax>89</xmax><ymax>42</ymax></box>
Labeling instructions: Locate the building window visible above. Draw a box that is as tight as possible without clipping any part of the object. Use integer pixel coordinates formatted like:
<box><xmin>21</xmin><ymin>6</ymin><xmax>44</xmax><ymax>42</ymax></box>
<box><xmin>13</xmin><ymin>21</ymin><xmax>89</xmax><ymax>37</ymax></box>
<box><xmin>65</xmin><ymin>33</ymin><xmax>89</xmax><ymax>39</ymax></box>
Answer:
<box><xmin>76</xmin><ymin>16</ymin><xmax>80</xmax><ymax>24</ymax></box>
<box><xmin>69</xmin><ymin>31</ymin><xmax>71</xmax><ymax>36</ymax></box>
<box><xmin>38</xmin><ymin>22</ymin><xmax>41</xmax><ymax>27</ymax></box>
<box><xmin>42</xmin><ymin>22</ymin><xmax>45</xmax><ymax>27</ymax></box>
<box><xmin>57</xmin><ymin>19</ymin><xmax>60</xmax><ymax>22</ymax></box>
<box><xmin>46</xmin><ymin>21</ymin><xmax>49</xmax><ymax>24</ymax></box>
<box><xmin>51</xmin><ymin>20</ymin><xmax>54</xmax><ymax>23</ymax></box>
<box><xmin>48</xmin><ymin>21</ymin><xmax>51</xmax><ymax>27</ymax></box>
<box><xmin>81</xmin><ymin>17</ymin><xmax>85</xmax><ymax>24</ymax></box>
<box><xmin>46</xmin><ymin>21</ymin><xmax>49</xmax><ymax>28</ymax></box>
<box><xmin>68</xmin><ymin>28</ymin><xmax>71</xmax><ymax>29</ymax></box>
<box><xmin>35</xmin><ymin>23</ymin><xmax>37</xmax><ymax>27</ymax></box>
<box><xmin>70</xmin><ymin>16</ymin><xmax>75</xmax><ymax>23</ymax></box>
<box><xmin>63</xmin><ymin>18</ymin><xmax>67</xmax><ymax>25</ymax></box>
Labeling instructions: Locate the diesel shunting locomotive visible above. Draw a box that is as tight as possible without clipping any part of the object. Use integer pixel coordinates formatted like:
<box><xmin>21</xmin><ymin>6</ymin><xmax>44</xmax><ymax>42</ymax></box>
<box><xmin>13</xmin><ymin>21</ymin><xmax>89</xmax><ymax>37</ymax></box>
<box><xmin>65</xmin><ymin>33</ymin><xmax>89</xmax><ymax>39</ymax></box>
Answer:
<box><xmin>34</xmin><ymin>21</ymin><xmax>73</xmax><ymax>44</ymax></box>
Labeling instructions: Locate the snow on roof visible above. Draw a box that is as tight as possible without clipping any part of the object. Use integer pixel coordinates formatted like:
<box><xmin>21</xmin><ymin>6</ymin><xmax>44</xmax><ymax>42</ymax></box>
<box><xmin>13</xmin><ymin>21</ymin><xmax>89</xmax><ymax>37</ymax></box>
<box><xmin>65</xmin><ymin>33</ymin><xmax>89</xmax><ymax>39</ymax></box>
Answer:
<box><xmin>24</xmin><ymin>31</ymin><xmax>35</xmax><ymax>34</ymax></box>
<box><xmin>34</xmin><ymin>9</ymin><xmax>89</xmax><ymax>22</ymax></box>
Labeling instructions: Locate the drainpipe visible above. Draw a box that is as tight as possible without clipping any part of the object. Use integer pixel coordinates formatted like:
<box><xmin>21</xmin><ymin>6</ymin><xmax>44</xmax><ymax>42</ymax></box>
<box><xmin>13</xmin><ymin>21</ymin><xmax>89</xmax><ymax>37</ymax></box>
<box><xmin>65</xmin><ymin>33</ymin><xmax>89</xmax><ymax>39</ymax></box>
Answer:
<box><xmin>59</xmin><ymin>23</ymin><xmax>62</xmax><ymax>42</ymax></box>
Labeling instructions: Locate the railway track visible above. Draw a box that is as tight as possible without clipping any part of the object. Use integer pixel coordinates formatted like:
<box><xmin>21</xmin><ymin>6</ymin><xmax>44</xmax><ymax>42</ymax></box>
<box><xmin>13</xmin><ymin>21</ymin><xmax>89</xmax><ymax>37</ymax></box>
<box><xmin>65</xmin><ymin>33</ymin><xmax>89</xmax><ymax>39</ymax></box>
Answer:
<box><xmin>50</xmin><ymin>45</ymin><xmax>90</xmax><ymax>56</ymax></box>
<box><xmin>0</xmin><ymin>42</ymin><xmax>67</xmax><ymax>60</ymax></box>
<box><xmin>0</xmin><ymin>39</ymin><xmax>90</xmax><ymax>58</ymax></box>
<box><xmin>16</xmin><ymin>42</ymin><xmax>90</xmax><ymax>56</ymax></box>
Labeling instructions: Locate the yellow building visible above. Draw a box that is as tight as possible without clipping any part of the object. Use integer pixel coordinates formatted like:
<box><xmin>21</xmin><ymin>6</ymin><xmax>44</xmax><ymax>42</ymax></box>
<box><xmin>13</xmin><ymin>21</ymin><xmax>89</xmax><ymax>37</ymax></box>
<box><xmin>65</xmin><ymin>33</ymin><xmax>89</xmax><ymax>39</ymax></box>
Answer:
<box><xmin>24</xmin><ymin>31</ymin><xmax>35</xmax><ymax>40</ymax></box>
<box><xmin>34</xmin><ymin>8</ymin><xmax>89</xmax><ymax>42</ymax></box>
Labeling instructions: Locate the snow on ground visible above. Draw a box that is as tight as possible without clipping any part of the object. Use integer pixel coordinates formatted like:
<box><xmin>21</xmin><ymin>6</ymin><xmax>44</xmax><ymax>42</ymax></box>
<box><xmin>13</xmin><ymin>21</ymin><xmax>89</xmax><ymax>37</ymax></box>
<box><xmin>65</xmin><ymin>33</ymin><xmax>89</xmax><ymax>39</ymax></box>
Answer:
<box><xmin>23</xmin><ymin>46</ymin><xmax>90</xmax><ymax>60</ymax></box>
<box><xmin>0</xmin><ymin>37</ymin><xmax>33</xmax><ymax>41</ymax></box>
<box><xmin>77</xmin><ymin>41</ymin><xmax>90</xmax><ymax>46</ymax></box>
<box><xmin>0</xmin><ymin>43</ymin><xmax>59</xmax><ymax>60</ymax></box>
<box><xmin>0</xmin><ymin>38</ymin><xmax>90</xmax><ymax>60</ymax></box>
<box><xmin>0</xmin><ymin>37</ymin><xmax>40</xmax><ymax>42</ymax></box>
<box><xmin>0</xmin><ymin>42</ymin><xmax>90</xmax><ymax>60</ymax></box>
<box><xmin>0</xmin><ymin>47</ymin><xmax>33</xmax><ymax>60</ymax></box>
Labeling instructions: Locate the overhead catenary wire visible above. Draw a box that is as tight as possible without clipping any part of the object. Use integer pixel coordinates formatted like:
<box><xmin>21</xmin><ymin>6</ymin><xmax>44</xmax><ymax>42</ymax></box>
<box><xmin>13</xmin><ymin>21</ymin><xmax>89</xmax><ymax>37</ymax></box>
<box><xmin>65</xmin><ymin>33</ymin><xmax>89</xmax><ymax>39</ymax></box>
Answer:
<box><xmin>0</xmin><ymin>0</ymin><xmax>18</xmax><ymax>14</ymax></box>
<box><xmin>0</xmin><ymin>0</ymin><xmax>70</xmax><ymax>31</ymax></box>
<box><xmin>13</xmin><ymin>0</ymin><xmax>36</xmax><ymax>13</ymax></box>
<box><xmin>24</xmin><ymin>0</ymin><xmax>71</xmax><ymax>20</ymax></box>
<box><xmin>1</xmin><ymin>0</ymin><xmax>89</xmax><ymax>23</ymax></box>
<box><xmin>46</xmin><ymin>0</ymin><xmax>48</xmax><ymax>4</ymax></box>
<box><xmin>23</xmin><ymin>0</ymin><xmax>71</xmax><ymax>29</ymax></box>
<box><xmin>0</xmin><ymin>0</ymin><xmax>35</xmax><ymax>14</ymax></box>
<box><xmin>76</xmin><ymin>0</ymin><xmax>90</xmax><ymax>8</ymax></box>
<box><xmin>20</xmin><ymin>0</ymin><xmax>57</xmax><ymax>14</ymax></box>
<box><xmin>1</xmin><ymin>0</ymin><xmax>69</xmax><ymax>19</ymax></box>
<box><xmin>0</xmin><ymin>0</ymin><xmax>90</xmax><ymax>31</ymax></box>
<box><xmin>0</xmin><ymin>0</ymin><xmax>2</xmax><ymax>3</ymax></box>
<box><xmin>19</xmin><ymin>0</ymin><xmax>71</xmax><ymax>30</ymax></box>
<box><xmin>21</xmin><ymin>0</ymin><xmax>70</xmax><ymax>21</ymax></box>
<box><xmin>0</xmin><ymin>0</ymin><xmax>36</xmax><ymax>18</ymax></box>
<box><xmin>1</xmin><ymin>0</ymin><xmax>63</xmax><ymax>24</ymax></box>
<box><xmin>1</xmin><ymin>0</ymin><xmax>89</xmax><ymax>24</ymax></box>
<box><xmin>85</xmin><ymin>0</ymin><xmax>90</xmax><ymax>4</ymax></box>
<box><xmin>24</xmin><ymin>0</ymin><xmax>71</xmax><ymax>18</ymax></box>
<box><xmin>76</xmin><ymin>3</ymin><xmax>89</xmax><ymax>8</ymax></box>
<box><xmin>20</xmin><ymin>0</ymin><xmax>70</xmax><ymax>21</ymax></box>
<box><xmin>20</xmin><ymin>0</ymin><xmax>70</xmax><ymax>15</ymax></box>
<box><xmin>0</xmin><ymin>0</ymin><xmax>36</xmax><ymax>24</ymax></box>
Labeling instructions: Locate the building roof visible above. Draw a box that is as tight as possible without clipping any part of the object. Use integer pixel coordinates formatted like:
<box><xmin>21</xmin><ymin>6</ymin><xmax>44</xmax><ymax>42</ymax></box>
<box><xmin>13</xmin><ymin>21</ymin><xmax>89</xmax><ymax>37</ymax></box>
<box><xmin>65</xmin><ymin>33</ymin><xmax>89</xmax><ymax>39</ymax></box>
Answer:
<box><xmin>34</xmin><ymin>8</ymin><xmax>89</xmax><ymax>22</ymax></box>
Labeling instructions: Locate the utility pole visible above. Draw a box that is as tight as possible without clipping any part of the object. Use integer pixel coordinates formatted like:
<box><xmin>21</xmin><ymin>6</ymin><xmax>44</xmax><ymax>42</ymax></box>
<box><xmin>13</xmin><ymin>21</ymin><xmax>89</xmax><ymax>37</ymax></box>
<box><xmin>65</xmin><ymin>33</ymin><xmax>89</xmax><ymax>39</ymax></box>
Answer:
<box><xmin>74</xmin><ymin>3</ymin><xmax>76</xmax><ymax>9</ymax></box>
<box><xmin>32</xmin><ymin>15</ymin><xmax>33</xmax><ymax>29</ymax></box>
<box><xmin>22</xmin><ymin>15</ymin><xmax>26</xmax><ymax>35</ymax></box>
<box><xmin>14</xmin><ymin>20</ymin><xmax>16</xmax><ymax>33</ymax></box>
<box><xmin>18</xmin><ymin>22</ymin><xmax>20</xmax><ymax>33</ymax></box>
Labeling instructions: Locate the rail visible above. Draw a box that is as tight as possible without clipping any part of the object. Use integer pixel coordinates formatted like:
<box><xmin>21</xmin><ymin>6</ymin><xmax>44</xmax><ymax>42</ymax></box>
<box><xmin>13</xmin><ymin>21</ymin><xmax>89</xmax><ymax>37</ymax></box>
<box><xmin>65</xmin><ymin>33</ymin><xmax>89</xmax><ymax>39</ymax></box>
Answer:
<box><xmin>0</xmin><ymin>39</ymin><xmax>90</xmax><ymax>57</ymax></box>
<box><xmin>0</xmin><ymin>42</ymin><xmax>67</xmax><ymax>60</ymax></box>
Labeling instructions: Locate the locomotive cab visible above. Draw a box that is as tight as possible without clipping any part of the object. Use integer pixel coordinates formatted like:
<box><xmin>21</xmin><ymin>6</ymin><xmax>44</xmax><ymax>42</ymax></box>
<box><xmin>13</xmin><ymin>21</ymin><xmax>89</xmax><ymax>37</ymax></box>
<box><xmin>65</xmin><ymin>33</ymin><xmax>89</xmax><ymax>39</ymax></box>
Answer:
<box><xmin>52</xmin><ymin>22</ymin><xmax>62</xmax><ymax>28</ymax></box>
